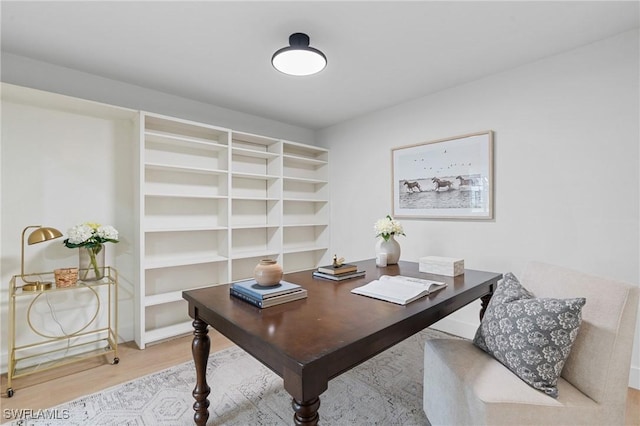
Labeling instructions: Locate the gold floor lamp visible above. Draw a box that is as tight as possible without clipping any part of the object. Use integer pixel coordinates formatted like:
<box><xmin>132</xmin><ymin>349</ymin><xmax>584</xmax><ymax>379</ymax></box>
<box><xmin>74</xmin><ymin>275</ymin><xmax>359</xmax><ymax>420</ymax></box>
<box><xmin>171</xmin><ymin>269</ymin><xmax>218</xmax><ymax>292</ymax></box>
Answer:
<box><xmin>21</xmin><ymin>225</ymin><xmax>63</xmax><ymax>291</ymax></box>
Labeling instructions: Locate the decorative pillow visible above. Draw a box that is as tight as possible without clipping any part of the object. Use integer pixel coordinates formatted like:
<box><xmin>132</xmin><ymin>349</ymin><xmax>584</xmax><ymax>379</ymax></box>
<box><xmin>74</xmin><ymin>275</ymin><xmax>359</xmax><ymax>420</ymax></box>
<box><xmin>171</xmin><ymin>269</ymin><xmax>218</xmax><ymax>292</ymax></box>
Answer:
<box><xmin>473</xmin><ymin>272</ymin><xmax>586</xmax><ymax>398</ymax></box>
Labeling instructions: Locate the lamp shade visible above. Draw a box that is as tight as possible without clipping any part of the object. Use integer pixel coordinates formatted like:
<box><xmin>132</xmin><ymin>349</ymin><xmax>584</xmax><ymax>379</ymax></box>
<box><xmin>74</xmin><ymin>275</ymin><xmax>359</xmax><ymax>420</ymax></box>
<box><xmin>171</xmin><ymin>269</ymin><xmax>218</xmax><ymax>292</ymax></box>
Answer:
<box><xmin>272</xmin><ymin>33</ymin><xmax>327</xmax><ymax>76</ymax></box>
<box><xmin>27</xmin><ymin>227</ymin><xmax>63</xmax><ymax>245</ymax></box>
<box><xmin>21</xmin><ymin>225</ymin><xmax>63</xmax><ymax>289</ymax></box>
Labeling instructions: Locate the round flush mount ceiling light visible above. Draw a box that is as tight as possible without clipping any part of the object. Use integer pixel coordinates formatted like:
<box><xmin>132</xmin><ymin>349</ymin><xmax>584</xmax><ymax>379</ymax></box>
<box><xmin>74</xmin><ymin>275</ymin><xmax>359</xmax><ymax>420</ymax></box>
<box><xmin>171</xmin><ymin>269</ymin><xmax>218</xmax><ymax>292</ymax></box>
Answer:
<box><xmin>272</xmin><ymin>33</ymin><xmax>327</xmax><ymax>76</ymax></box>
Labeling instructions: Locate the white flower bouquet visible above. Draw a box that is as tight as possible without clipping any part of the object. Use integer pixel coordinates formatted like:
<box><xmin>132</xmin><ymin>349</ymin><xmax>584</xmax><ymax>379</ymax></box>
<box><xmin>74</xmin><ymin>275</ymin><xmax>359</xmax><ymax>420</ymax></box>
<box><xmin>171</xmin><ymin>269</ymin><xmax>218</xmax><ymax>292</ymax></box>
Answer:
<box><xmin>64</xmin><ymin>222</ymin><xmax>119</xmax><ymax>278</ymax></box>
<box><xmin>374</xmin><ymin>215</ymin><xmax>405</xmax><ymax>241</ymax></box>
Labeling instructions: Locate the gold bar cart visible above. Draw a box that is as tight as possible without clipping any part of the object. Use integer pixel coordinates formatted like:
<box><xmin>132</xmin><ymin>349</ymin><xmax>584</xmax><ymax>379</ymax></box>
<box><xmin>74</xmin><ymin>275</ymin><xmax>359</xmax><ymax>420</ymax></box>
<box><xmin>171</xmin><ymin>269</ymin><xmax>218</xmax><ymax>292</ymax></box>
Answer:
<box><xmin>6</xmin><ymin>267</ymin><xmax>119</xmax><ymax>397</ymax></box>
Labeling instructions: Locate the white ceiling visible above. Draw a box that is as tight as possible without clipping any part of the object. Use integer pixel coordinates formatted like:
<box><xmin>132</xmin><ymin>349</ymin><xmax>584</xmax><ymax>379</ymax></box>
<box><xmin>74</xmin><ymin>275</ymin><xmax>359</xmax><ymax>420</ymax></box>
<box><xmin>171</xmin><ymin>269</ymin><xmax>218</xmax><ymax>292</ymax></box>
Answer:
<box><xmin>1</xmin><ymin>1</ymin><xmax>638</xmax><ymax>130</ymax></box>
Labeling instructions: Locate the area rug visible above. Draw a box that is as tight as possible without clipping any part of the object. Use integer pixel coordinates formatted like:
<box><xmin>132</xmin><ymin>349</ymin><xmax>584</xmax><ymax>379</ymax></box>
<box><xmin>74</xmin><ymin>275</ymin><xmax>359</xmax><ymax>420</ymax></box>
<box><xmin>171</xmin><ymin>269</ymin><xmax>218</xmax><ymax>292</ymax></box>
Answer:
<box><xmin>18</xmin><ymin>328</ymin><xmax>456</xmax><ymax>425</ymax></box>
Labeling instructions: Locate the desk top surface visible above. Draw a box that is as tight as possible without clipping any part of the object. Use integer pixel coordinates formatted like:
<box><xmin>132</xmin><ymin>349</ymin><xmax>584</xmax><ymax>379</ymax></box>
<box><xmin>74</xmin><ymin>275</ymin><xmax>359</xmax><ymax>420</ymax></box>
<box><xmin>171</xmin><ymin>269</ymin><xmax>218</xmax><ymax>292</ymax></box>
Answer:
<box><xmin>184</xmin><ymin>260</ymin><xmax>501</xmax><ymax>376</ymax></box>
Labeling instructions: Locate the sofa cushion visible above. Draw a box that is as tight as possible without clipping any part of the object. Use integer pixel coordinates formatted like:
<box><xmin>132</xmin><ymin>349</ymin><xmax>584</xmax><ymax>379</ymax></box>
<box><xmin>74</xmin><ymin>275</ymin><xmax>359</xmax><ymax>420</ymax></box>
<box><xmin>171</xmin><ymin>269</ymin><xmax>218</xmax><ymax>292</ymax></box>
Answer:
<box><xmin>424</xmin><ymin>338</ymin><xmax>609</xmax><ymax>426</ymax></box>
<box><xmin>473</xmin><ymin>272</ymin><xmax>586</xmax><ymax>398</ymax></box>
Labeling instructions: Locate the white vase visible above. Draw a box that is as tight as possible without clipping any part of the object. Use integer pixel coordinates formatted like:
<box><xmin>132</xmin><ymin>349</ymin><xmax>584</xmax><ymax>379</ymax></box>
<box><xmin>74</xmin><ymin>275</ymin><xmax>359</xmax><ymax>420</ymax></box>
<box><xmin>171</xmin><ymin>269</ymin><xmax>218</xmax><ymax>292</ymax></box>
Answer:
<box><xmin>375</xmin><ymin>235</ymin><xmax>401</xmax><ymax>265</ymax></box>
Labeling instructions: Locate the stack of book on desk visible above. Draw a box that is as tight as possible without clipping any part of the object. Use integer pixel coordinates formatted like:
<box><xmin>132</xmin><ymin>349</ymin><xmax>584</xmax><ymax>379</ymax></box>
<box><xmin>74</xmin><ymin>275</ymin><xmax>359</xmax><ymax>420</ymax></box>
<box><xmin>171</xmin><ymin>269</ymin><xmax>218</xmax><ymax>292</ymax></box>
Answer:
<box><xmin>230</xmin><ymin>279</ymin><xmax>307</xmax><ymax>308</ymax></box>
<box><xmin>312</xmin><ymin>263</ymin><xmax>366</xmax><ymax>281</ymax></box>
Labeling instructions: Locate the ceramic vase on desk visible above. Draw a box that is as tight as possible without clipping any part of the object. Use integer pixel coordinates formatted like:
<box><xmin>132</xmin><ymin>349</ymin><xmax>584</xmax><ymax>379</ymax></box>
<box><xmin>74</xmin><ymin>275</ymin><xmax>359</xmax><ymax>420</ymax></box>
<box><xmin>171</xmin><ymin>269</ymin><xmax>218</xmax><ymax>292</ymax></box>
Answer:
<box><xmin>254</xmin><ymin>259</ymin><xmax>283</xmax><ymax>286</ymax></box>
<box><xmin>375</xmin><ymin>235</ymin><xmax>401</xmax><ymax>265</ymax></box>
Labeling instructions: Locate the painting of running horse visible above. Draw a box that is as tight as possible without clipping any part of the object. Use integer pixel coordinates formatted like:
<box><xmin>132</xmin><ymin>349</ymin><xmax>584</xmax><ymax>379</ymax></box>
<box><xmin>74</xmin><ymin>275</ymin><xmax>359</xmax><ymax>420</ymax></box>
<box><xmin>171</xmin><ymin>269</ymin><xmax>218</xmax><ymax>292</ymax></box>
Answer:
<box><xmin>391</xmin><ymin>131</ymin><xmax>494</xmax><ymax>219</ymax></box>
<box><xmin>455</xmin><ymin>175</ymin><xmax>479</xmax><ymax>186</ymax></box>
<box><xmin>432</xmin><ymin>177</ymin><xmax>453</xmax><ymax>191</ymax></box>
<box><xmin>402</xmin><ymin>180</ymin><xmax>422</xmax><ymax>192</ymax></box>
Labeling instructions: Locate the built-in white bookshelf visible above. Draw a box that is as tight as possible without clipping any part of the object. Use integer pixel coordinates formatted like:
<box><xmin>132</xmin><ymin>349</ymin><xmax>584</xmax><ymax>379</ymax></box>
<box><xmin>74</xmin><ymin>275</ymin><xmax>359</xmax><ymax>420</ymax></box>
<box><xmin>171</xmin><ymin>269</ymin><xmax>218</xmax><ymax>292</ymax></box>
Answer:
<box><xmin>136</xmin><ymin>113</ymin><xmax>329</xmax><ymax>348</ymax></box>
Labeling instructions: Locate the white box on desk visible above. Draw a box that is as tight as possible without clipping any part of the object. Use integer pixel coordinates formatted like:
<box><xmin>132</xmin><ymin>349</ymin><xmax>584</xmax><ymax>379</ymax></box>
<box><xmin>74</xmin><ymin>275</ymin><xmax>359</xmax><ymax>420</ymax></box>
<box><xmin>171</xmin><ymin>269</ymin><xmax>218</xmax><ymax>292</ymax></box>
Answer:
<box><xmin>419</xmin><ymin>256</ymin><xmax>464</xmax><ymax>277</ymax></box>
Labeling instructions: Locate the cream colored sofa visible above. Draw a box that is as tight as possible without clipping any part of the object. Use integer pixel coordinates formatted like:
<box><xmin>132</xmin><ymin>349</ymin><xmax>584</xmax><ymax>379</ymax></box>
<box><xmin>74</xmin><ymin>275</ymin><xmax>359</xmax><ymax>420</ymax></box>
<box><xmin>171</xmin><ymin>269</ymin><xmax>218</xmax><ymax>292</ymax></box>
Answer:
<box><xmin>423</xmin><ymin>261</ymin><xmax>639</xmax><ymax>425</ymax></box>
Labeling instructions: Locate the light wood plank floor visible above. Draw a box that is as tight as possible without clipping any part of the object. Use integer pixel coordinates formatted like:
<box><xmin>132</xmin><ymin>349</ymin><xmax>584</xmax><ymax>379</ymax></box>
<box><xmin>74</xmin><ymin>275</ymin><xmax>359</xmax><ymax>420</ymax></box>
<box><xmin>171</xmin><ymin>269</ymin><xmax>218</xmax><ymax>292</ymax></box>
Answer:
<box><xmin>2</xmin><ymin>329</ymin><xmax>639</xmax><ymax>425</ymax></box>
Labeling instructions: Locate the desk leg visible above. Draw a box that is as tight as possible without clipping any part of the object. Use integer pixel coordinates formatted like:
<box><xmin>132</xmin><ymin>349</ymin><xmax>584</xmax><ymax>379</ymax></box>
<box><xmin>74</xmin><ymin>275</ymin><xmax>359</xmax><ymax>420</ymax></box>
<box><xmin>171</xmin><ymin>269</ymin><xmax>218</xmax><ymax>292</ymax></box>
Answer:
<box><xmin>192</xmin><ymin>318</ymin><xmax>210</xmax><ymax>426</ymax></box>
<box><xmin>292</xmin><ymin>397</ymin><xmax>320</xmax><ymax>425</ymax></box>
<box><xmin>480</xmin><ymin>293</ymin><xmax>493</xmax><ymax>320</ymax></box>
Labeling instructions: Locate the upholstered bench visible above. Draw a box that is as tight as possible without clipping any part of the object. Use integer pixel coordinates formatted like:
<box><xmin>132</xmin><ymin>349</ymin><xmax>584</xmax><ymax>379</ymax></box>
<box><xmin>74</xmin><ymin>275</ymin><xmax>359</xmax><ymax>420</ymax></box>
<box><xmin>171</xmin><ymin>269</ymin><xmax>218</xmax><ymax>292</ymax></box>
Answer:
<box><xmin>423</xmin><ymin>261</ymin><xmax>639</xmax><ymax>425</ymax></box>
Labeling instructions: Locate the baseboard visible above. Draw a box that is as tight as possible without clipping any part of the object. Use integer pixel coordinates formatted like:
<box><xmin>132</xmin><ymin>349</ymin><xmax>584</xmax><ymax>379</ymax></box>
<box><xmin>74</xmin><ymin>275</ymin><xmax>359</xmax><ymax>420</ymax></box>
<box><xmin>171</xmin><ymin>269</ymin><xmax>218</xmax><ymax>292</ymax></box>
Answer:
<box><xmin>118</xmin><ymin>323</ymin><xmax>134</xmax><ymax>345</ymax></box>
<box><xmin>429</xmin><ymin>316</ymin><xmax>478</xmax><ymax>340</ymax></box>
<box><xmin>629</xmin><ymin>365</ymin><xmax>639</xmax><ymax>390</ymax></box>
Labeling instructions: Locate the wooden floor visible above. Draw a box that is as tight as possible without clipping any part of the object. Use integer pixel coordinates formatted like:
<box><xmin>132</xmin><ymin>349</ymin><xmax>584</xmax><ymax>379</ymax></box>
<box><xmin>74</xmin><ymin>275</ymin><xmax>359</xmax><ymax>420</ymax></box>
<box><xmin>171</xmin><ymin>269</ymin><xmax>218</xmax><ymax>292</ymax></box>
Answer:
<box><xmin>0</xmin><ymin>330</ymin><xmax>233</xmax><ymax>423</ymax></box>
<box><xmin>1</xmin><ymin>329</ymin><xmax>639</xmax><ymax>425</ymax></box>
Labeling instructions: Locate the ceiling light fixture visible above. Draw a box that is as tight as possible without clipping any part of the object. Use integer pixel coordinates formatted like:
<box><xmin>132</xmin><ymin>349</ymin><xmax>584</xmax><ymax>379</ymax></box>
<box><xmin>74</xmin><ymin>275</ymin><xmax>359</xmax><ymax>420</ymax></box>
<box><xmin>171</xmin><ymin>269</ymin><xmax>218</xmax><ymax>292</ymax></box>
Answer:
<box><xmin>272</xmin><ymin>33</ymin><xmax>327</xmax><ymax>76</ymax></box>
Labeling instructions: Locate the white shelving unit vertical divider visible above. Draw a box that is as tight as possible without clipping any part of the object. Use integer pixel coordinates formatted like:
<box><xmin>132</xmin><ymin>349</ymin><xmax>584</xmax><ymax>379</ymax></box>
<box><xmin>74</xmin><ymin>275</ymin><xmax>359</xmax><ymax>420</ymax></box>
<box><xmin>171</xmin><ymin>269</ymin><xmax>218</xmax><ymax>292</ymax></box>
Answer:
<box><xmin>281</xmin><ymin>140</ymin><xmax>330</xmax><ymax>272</ymax></box>
<box><xmin>134</xmin><ymin>112</ymin><xmax>145</xmax><ymax>349</ymax></box>
<box><xmin>224</xmin><ymin>133</ymin><xmax>234</xmax><ymax>287</ymax></box>
<box><xmin>229</xmin><ymin>131</ymin><xmax>281</xmax><ymax>282</ymax></box>
<box><xmin>275</xmin><ymin>140</ymin><xmax>285</xmax><ymax>270</ymax></box>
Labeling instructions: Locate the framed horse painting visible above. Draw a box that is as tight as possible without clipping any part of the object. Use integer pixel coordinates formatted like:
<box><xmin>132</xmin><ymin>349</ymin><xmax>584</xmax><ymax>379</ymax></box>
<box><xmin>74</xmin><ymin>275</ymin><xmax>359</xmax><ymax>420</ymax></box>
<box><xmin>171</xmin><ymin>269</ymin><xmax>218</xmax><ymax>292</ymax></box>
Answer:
<box><xmin>392</xmin><ymin>130</ymin><xmax>494</xmax><ymax>219</ymax></box>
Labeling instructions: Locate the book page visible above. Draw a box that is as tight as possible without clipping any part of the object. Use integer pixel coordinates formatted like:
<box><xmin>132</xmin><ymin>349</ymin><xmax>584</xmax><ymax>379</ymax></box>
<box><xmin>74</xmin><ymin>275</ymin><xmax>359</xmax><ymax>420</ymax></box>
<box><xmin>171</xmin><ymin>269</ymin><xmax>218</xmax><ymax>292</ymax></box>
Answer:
<box><xmin>379</xmin><ymin>275</ymin><xmax>445</xmax><ymax>292</ymax></box>
<box><xmin>351</xmin><ymin>275</ymin><xmax>446</xmax><ymax>305</ymax></box>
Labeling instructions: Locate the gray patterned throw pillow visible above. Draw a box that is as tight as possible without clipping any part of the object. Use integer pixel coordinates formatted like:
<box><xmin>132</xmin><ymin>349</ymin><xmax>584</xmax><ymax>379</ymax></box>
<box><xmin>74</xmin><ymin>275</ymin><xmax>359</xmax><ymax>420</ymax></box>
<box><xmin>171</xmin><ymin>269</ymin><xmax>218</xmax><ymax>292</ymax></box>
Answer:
<box><xmin>473</xmin><ymin>272</ymin><xmax>586</xmax><ymax>398</ymax></box>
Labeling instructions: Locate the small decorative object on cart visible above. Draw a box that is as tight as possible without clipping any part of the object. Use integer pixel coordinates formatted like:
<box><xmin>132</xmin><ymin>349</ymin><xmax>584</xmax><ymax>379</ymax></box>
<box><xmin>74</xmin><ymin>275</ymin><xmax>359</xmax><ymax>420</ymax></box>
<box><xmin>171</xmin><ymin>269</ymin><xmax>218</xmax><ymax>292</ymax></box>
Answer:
<box><xmin>63</xmin><ymin>222</ymin><xmax>119</xmax><ymax>281</ymax></box>
<box><xmin>374</xmin><ymin>215</ymin><xmax>405</xmax><ymax>265</ymax></box>
<box><xmin>54</xmin><ymin>267</ymin><xmax>79</xmax><ymax>288</ymax></box>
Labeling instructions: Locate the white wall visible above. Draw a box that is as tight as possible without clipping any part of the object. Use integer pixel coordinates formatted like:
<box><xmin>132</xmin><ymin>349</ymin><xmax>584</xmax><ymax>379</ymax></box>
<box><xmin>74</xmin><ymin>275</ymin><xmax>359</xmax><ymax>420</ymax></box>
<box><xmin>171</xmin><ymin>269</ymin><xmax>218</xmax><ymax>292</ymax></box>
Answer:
<box><xmin>1</xmin><ymin>52</ymin><xmax>315</xmax><ymax>145</ymax></box>
<box><xmin>318</xmin><ymin>30</ymin><xmax>640</xmax><ymax>388</ymax></box>
<box><xmin>0</xmin><ymin>90</ymin><xmax>138</xmax><ymax>369</ymax></box>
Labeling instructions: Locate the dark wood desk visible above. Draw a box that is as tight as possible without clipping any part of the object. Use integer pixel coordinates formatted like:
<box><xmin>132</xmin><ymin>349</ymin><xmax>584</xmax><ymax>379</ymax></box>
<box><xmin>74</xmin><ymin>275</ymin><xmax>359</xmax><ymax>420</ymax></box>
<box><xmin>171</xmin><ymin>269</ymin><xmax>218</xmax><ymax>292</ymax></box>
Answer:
<box><xmin>183</xmin><ymin>259</ymin><xmax>502</xmax><ymax>425</ymax></box>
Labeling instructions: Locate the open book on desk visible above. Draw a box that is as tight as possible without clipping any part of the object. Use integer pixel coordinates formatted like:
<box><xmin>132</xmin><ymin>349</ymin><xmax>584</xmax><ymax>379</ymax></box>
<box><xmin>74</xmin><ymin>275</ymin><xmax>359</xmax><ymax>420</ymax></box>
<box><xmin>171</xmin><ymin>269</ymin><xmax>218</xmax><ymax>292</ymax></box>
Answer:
<box><xmin>351</xmin><ymin>275</ymin><xmax>447</xmax><ymax>305</ymax></box>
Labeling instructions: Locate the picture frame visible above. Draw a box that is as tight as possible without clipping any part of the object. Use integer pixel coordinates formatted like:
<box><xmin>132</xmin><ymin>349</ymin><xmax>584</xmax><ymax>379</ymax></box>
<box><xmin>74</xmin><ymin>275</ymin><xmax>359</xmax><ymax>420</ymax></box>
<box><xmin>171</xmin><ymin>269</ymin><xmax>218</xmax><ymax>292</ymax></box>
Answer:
<box><xmin>392</xmin><ymin>130</ymin><xmax>494</xmax><ymax>219</ymax></box>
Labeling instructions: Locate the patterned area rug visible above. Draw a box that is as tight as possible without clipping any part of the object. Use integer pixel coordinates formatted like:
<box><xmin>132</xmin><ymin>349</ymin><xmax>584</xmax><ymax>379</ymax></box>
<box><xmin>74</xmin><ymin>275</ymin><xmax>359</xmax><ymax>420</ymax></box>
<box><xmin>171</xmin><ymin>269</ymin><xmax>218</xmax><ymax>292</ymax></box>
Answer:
<box><xmin>20</xmin><ymin>329</ymin><xmax>454</xmax><ymax>425</ymax></box>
